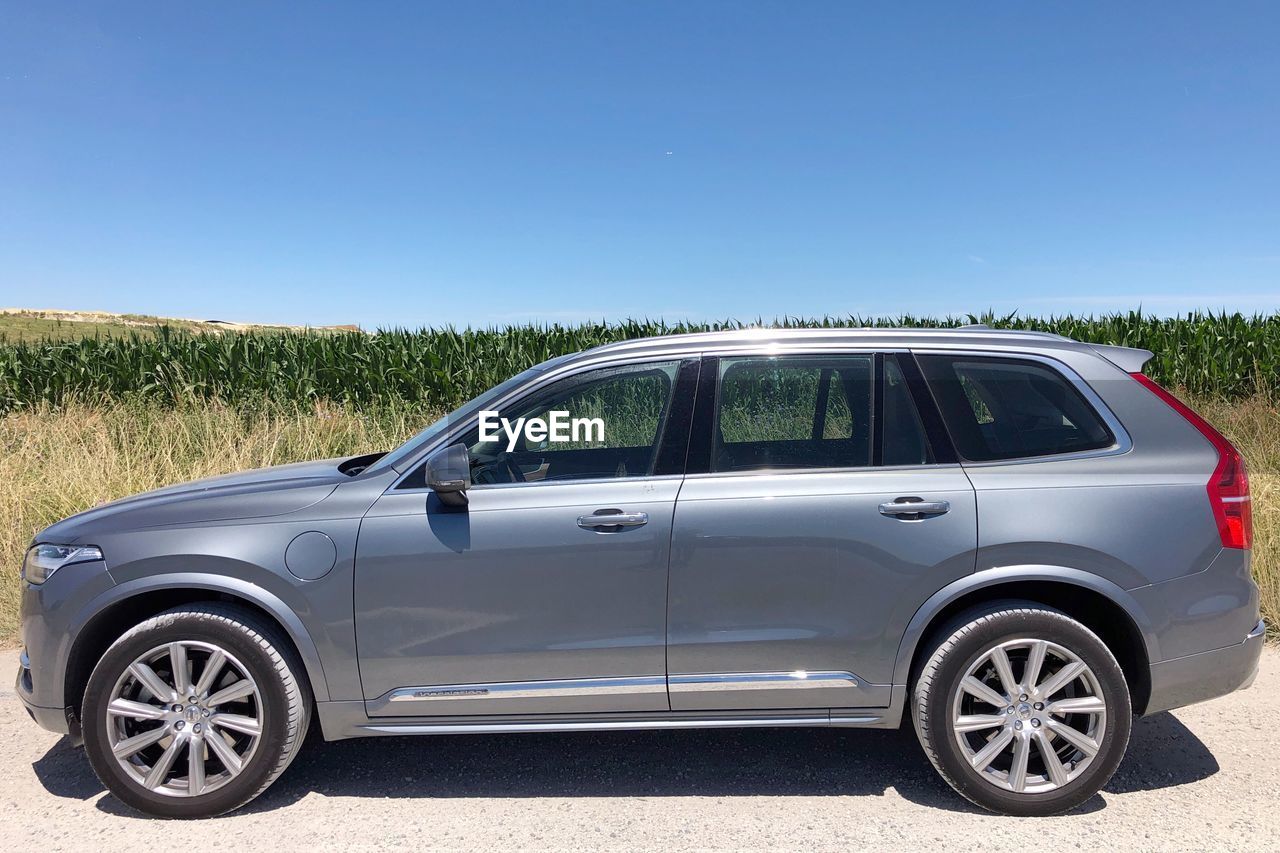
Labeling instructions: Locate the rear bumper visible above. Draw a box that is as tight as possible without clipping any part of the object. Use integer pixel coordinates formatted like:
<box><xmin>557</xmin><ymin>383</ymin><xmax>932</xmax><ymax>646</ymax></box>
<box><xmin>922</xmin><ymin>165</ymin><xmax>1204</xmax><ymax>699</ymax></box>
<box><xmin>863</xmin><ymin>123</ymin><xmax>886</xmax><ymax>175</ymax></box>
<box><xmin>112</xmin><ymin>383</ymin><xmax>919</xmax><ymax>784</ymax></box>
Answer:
<box><xmin>1146</xmin><ymin>619</ymin><xmax>1265</xmax><ymax>715</ymax></box>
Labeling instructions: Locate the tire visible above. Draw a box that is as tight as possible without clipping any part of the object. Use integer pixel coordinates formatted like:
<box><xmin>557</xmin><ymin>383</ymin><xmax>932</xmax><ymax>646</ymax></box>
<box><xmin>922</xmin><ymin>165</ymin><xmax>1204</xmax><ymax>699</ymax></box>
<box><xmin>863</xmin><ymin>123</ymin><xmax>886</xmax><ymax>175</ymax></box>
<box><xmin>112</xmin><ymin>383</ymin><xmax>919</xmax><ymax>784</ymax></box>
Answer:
<box><xmin>912</xmin><ymin>601</ymin><xmax>1131</xmax><ymax>816</ymax></box>
<box><xmin>82</xmin><ymin>603</ymin><xmax>312</xmax><ymax>818</ymax></box>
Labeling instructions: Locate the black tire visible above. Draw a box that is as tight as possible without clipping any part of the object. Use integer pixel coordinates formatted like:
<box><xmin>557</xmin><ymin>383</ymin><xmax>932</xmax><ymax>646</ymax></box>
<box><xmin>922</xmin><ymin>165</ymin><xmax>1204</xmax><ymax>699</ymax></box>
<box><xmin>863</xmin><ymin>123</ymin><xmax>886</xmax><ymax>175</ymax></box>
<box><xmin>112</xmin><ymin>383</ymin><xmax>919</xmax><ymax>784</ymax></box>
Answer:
<box><xmin>82</xmin><ymin>603</ymin><xmax>312</xmax><ymax>818</ymax></box>
<box><xmin>912</xmin><ymin>601</ymin><xmax>1131</xmax><ymax>816</ymax></box>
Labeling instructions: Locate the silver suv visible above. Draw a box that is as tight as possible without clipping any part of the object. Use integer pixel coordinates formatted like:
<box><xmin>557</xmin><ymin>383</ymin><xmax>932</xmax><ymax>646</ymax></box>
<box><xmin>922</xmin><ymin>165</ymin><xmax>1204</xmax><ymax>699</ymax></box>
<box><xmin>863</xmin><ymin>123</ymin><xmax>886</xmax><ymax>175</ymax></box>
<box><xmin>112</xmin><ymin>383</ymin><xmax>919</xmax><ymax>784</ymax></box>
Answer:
<box><xmin>17</xmin><ymin>328</ymin><xmax>1263</xmax><ymax>818</ymax></box>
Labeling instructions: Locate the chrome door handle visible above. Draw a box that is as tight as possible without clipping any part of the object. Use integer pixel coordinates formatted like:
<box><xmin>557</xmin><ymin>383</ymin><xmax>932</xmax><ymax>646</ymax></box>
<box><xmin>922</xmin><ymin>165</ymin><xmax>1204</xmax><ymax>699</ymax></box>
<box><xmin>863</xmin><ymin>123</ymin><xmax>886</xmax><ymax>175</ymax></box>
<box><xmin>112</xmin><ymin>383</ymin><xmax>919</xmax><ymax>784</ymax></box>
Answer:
<box><xmin>577</xmin><ymin>511</ymin><xmax>649</xmax><ymax>530</ymax></box>
<box><xmin>879</xmin><ymin>498</ymin><xmax>950</xmax><ymax>518</ymax></box>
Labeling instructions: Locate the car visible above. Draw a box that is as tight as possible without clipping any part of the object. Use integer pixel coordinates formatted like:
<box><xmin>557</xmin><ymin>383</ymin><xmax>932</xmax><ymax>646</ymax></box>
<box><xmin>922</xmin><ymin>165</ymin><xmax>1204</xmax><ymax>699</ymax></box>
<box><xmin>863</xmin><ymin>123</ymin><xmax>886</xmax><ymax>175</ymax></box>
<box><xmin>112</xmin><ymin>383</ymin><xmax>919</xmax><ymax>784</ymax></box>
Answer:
<box><xmin>16</xmin><ymin>326</ymin><xmax>1264</xmax><ymax>818</ymax></box>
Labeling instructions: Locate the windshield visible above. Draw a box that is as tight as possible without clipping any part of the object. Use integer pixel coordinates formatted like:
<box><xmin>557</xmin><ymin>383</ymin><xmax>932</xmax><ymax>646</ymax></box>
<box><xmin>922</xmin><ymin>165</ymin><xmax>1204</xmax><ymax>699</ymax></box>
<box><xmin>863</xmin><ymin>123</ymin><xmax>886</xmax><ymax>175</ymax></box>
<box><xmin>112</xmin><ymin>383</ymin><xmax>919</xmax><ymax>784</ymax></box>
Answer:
<box><xmin>374</xmin><ymin>355</ymin><xmax>574</xmax><ymax>473</ymax></box>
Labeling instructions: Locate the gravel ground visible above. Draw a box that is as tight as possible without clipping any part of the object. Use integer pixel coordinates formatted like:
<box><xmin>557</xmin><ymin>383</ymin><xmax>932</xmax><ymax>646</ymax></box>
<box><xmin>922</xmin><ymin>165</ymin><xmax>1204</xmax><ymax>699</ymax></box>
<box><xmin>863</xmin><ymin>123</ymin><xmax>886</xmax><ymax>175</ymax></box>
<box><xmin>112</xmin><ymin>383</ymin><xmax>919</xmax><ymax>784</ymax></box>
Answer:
<box><xmin>2</xmin><ymin>648</ymin><xmax>1276</xmax><ymax>851</ymax></box>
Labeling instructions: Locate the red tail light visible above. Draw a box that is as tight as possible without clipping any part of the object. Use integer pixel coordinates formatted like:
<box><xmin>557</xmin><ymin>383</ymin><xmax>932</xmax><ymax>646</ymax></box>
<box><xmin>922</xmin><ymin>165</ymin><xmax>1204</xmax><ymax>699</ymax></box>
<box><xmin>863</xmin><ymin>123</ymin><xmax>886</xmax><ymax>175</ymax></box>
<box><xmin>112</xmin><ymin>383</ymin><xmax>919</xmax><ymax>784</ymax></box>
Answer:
<box><xmin>1130</xmin><ymin>373</ymin><xmax>1252</xmax><ymax>549</ymax></box>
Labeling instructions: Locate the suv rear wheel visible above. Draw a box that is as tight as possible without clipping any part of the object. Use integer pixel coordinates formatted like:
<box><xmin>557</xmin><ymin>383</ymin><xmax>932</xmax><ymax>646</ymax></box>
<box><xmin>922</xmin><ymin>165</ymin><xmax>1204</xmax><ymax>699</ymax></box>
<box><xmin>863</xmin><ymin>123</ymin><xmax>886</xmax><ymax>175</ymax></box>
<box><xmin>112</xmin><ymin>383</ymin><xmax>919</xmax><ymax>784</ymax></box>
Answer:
<box><xmin>82</xmin><ymin>603</ymin><xmax>311</xmax><ymax>818</ymax></box>
<box><xmin>912</xmin><ymin>601</ymin><xmax>1132</xmax><ymax>815</ymax></box>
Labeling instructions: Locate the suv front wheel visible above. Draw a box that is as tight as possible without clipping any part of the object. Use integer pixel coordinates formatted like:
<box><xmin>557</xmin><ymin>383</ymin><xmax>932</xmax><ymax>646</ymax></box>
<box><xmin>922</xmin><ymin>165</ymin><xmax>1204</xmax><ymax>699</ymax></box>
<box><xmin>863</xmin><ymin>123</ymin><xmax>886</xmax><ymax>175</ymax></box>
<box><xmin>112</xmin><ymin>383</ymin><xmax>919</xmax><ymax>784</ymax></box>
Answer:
<box><xmin>82</xmin><ymin>603</ymin><xmax>311</xmax><ymax>818</ymax></box>
<box><xmin>912</xmin><ymin>601</ymin><xmax>1132</xmax><ymax>816</ymax></box>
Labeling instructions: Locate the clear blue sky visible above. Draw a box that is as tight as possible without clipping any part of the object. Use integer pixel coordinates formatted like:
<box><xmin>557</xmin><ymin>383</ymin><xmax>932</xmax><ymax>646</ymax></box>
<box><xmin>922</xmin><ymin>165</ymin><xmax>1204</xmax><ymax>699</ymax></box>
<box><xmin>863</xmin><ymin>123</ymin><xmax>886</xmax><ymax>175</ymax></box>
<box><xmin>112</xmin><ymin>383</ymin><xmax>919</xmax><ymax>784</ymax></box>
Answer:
<box><xmin>2</xmin><ymin>2</ymin><xmax>1278</xmax><ymax>329</ymax></box>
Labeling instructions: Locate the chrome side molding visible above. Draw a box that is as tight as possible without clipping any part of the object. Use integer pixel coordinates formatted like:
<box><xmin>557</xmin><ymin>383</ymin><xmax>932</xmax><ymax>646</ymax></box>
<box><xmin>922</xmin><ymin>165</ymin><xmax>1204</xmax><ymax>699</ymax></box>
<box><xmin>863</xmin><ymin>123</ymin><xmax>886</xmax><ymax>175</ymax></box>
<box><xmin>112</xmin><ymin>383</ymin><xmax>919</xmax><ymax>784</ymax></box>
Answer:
<box><xmin>383</xmin><ymin>670</ymin><xmax>862</xmax><ymax>705</ymax></box>
<box><xmin>386</xmin><ymin>675</ymin><xmax>667</xmax><ymax>703</ymax></box>
<box><xmin>668</xmin><ymin>670</ymin><xmax>859</xmax><ymax>693</ymax></box>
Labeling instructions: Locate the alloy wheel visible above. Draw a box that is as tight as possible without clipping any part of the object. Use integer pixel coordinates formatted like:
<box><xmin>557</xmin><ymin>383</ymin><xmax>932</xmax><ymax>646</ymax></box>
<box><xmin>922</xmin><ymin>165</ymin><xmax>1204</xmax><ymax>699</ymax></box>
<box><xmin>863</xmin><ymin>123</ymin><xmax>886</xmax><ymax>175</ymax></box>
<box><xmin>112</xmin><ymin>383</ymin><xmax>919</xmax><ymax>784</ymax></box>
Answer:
<box><xmin>949</xmin><ymin>638</ymin><xmax>1108</xmax><ymax>794</ymax></box>
<box><xmin>104</xmin><ymin>640</ymin><xmax>262</xmax><ymax>798</ymax></box>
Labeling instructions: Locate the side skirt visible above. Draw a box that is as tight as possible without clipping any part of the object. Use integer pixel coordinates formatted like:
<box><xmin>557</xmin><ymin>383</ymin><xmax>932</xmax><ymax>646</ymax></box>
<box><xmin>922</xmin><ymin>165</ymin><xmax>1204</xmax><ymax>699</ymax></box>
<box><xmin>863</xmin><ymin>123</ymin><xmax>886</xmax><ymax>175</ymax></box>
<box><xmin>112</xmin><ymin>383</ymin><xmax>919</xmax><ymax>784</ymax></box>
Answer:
<box><xmin>315</xmin><ymin>688</ymin><xmax>910</xmax><ymax>742</ymax></box>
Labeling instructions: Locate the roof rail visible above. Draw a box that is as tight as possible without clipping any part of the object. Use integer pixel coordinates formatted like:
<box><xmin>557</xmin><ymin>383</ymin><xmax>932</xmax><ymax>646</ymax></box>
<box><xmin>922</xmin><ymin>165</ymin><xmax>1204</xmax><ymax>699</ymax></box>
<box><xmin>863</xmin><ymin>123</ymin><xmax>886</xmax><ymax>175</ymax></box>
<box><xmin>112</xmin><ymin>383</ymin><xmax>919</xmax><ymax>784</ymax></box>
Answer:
<box><xmin>948</xmin><ymin>326</ymin><xmax>1073</xmax><ymax>342</ymax></box>
<box><xmin>580</xmin><ymin>325</ymin><xmax>1083</xmax><ymax>357</ymax></box>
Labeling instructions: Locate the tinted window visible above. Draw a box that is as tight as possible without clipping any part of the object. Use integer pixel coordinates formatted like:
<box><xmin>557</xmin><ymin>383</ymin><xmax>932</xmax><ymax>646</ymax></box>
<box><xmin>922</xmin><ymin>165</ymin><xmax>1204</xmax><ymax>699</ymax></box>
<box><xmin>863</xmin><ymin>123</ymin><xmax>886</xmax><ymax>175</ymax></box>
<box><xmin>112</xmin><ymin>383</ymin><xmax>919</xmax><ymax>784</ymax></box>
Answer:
<box><xmin>378</xmin><ymin>362</ymin><xmax>556</xmax><ymax>473</ymax></box>
<box><xmin>919</xmin><ymin>355</ymin><xmax>1114</xmax><ymax>461</ymax></box>
<box><xmin>883</xmin><ymin>357</ymin><xmax>935</xmax><ymax>466</ymax></box>
<box><xmin>462</xmin><ymin>361</ymin><xmax>683</xmax><ymax>485</ymax></box>
<box><xmin>713</xmin><ymin>357</ymin><xmax>873</xmax><ymax>471</ymax></box>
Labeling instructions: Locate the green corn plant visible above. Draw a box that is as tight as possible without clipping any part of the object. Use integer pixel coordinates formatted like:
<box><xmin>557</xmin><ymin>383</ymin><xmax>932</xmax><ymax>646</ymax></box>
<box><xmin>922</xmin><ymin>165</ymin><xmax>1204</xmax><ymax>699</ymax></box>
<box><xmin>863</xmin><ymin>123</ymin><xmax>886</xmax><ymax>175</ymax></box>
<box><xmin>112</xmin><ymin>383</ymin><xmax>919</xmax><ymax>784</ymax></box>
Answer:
<box><xmin>1</xmin><ymin>311</ymin><xmax>1278</xmax><ymax>412</ymax></box>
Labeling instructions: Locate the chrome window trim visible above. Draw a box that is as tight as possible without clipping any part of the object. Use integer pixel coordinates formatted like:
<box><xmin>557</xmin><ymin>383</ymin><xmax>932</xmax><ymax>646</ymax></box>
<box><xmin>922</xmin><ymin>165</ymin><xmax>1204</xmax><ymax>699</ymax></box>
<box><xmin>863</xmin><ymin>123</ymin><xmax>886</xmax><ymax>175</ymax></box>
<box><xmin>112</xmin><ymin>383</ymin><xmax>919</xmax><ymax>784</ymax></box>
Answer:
<box><xmin>390</xmin><ymin>472</ymin><xmax>685</xmax><ymax>496</ymax></box>
<box><xmin>908</xmin><ymin>348</ymin><xmax>1134</xmax><ymax>467</ymax></box>
<box><xmin>680</xmin><ymin>462</ymin><xmax>966</xmax><ymax>482</ymax></box>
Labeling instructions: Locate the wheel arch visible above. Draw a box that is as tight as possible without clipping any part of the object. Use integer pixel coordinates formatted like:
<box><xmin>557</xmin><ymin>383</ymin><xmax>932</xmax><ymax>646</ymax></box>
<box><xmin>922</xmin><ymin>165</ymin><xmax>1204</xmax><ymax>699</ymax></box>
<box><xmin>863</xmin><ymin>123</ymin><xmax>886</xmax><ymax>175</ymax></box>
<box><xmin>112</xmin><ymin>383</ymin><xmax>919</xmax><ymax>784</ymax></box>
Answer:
<box><xmin>64</xmin><ymin>573</ymin><xmax>331</xmax><ymax>723</ymax></box>
<box><xmin>895</xmin><ymin>567</ymin><xmax>1156</xmax><ymax>715</ymax></box>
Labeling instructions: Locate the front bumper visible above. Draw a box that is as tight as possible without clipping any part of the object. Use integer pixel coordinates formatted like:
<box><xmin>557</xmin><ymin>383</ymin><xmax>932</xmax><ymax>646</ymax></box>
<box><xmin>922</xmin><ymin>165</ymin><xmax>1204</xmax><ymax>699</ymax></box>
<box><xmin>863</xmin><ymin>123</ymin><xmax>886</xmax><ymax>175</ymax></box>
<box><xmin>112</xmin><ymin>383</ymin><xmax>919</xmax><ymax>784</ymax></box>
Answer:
<box><xmin>16</xmin><ymin>559</ymin><xmax>116</xmax><ymax>740</ymax></box>
<box><xmin>1146</xmin><ymin>619</ymin><xmax>1265</xmax><ymax>715</ymax></box>
<box><xmin>15</xmin><ymin>648</ymin><xmax>78</xmax><ymax>738</ymax></box>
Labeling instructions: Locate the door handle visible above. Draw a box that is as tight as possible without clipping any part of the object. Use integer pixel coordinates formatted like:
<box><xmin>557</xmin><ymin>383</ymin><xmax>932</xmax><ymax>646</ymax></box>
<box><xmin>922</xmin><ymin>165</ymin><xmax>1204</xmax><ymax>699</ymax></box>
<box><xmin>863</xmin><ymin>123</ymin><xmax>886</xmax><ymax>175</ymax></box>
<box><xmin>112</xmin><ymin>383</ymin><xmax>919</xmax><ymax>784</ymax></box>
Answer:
<box><xmin>577</xmin><ymin>511</ymin><xmax>649</xmax><ymax>530</ymax></box>
<box><xmin>879</xmin><ymin>498</ymin><xmax>950</xmax><ymax>518</ymax></box>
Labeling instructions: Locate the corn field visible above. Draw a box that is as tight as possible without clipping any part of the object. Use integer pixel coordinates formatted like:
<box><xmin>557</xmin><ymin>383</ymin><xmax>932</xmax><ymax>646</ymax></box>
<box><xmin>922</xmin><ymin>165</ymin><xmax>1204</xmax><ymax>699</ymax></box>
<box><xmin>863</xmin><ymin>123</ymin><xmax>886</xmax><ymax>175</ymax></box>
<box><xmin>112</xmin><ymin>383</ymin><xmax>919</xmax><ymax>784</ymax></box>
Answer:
<box><xmin>1</xmin><ymin>312</ymin><xmax>1278</xmax><ymax>412</ymax></box>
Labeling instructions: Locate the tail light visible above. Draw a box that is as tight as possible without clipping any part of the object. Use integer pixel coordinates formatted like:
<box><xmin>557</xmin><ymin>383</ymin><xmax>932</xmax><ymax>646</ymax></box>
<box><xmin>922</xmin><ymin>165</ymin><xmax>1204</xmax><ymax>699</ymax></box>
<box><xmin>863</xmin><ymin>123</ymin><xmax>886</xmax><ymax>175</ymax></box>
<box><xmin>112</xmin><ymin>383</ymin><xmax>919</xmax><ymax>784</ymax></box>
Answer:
<box><xmin>1130</xmin><ymin>373</ymin><xmax>1252</xmax><ymax>549</ymax></box>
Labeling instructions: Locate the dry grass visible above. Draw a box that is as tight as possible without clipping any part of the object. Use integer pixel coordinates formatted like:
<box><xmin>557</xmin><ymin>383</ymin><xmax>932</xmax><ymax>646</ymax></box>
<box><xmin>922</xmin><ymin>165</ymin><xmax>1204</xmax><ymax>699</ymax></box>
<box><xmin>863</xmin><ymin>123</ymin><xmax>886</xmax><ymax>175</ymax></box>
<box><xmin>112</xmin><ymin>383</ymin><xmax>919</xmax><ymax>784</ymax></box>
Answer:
<box><xmin>1186</xmin><ymin>395</ymin><xmax>1280</xmax><ymax>632</ymax></box>
<box><xmin>0</xmin><ymin>395</ymin><xmax>1276</xmax><ymax>645</ymax></box>
<box><xmin>0</xmin><ymin>401</ymin><xmax>432</xmax><ymax>640</ymax></box>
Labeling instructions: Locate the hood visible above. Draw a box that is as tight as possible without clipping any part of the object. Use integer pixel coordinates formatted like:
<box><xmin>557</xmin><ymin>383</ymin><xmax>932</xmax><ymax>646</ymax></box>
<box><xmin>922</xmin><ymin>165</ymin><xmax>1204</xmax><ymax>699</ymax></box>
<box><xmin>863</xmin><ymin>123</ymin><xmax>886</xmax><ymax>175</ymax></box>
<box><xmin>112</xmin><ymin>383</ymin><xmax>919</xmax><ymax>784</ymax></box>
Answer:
<box><xmin>39</xmin><ymin>457</ymin><xmax>349</xmax><ymax>543</ymax></box>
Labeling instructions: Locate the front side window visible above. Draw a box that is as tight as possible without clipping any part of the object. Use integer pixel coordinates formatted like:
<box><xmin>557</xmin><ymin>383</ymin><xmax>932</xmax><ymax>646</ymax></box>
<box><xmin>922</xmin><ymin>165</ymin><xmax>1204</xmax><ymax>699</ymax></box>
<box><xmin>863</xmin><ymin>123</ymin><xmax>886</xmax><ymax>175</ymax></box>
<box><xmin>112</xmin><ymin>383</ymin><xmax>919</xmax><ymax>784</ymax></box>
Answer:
<box><xmin>918</xmin><ymin>355</ymin><xmax>1115</xmax><ymax>461</ymax></box>
<box><xmin>457</xmin><ymin>360</ymin><xmax>685</xmax><ymax>485</ymax></box>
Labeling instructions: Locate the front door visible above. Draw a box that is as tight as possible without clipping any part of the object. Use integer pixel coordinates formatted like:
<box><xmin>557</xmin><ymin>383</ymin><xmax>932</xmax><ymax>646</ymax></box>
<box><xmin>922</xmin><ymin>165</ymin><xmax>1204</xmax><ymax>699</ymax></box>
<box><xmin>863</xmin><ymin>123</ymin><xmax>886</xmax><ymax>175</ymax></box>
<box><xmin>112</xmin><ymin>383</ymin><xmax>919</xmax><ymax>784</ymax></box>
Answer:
<box><xmin>667</xmin><ymin>352</ymin><xmax>978</xmax><ymax>711</ymax></box>
<box><xmin>355</xmin><ymin>358</ymin><xmax>697</xmax><ymax>717</ymax></box>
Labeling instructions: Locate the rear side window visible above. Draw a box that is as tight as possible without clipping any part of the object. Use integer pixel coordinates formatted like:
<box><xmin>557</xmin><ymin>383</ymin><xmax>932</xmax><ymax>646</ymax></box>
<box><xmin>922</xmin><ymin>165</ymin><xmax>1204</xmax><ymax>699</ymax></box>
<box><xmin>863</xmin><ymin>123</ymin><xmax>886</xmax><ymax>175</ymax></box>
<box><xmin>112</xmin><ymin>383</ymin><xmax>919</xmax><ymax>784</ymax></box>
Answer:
<box><xmin>707</xmin><ymin>354</ymin><xmax>937</xmax><ymax>472</ymax></box>
<box><xmin>918</xmin><ymin>355</ymin><xmax>1115</xmax><ymax>461</ymax></box>
<box><xmin>714</xmin><ymin>356</ymin><xmax>873</xmax><ymax>471</ymax></box>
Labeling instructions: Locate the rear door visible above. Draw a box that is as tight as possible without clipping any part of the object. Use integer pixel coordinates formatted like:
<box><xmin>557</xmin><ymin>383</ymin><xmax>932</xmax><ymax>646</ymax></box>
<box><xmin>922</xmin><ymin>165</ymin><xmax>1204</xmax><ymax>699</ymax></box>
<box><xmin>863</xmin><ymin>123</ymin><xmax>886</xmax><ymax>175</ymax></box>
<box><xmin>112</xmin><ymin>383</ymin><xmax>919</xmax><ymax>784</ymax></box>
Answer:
<box><xmin>666</xmin><ymin>352</ymin><xmax>977</xmax><ymax>711</ymax></box>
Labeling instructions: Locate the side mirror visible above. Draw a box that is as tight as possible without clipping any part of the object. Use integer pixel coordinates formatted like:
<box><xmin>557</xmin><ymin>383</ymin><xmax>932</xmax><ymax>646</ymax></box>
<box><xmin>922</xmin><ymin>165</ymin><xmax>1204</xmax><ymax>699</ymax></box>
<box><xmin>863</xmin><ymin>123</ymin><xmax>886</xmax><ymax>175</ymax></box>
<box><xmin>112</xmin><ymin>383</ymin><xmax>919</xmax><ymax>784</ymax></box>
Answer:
<box><xmin>424</xmin><ymin>442</ymin><xmax>471</xmax><ymax>507</ymax></box>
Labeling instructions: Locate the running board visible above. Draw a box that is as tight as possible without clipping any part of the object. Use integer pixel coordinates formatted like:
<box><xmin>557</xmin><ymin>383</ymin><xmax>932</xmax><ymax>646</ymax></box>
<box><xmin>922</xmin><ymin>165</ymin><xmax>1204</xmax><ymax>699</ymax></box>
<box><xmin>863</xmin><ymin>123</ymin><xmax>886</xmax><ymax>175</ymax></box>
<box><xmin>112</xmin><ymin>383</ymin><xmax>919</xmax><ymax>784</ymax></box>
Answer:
<box><xmin>354</xmin><ymin>714</ymin><xmax>883</xmax><ymax>736</ymax></box>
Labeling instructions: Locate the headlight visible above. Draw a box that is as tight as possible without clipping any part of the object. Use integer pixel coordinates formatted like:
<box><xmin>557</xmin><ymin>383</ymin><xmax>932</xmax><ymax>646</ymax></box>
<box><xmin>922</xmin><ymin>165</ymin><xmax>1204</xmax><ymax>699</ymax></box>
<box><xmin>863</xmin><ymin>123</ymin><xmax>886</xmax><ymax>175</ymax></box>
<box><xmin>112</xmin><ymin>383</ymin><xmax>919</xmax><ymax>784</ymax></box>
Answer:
<box><xmin>21</xmin><ymin>543</ymin><xmax>104</xmax><ymax>585</ymax></box>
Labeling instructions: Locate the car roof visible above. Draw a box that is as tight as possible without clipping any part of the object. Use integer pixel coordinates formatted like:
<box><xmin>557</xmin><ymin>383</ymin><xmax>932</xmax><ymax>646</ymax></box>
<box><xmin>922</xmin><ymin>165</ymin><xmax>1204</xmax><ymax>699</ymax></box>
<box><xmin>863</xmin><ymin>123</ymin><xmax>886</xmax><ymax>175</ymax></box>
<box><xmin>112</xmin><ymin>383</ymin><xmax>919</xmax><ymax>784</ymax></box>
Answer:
<box><xmin>565</xmin><ymin>326</ymin><xmax>1153</xmax><ymax>373</ymax></box>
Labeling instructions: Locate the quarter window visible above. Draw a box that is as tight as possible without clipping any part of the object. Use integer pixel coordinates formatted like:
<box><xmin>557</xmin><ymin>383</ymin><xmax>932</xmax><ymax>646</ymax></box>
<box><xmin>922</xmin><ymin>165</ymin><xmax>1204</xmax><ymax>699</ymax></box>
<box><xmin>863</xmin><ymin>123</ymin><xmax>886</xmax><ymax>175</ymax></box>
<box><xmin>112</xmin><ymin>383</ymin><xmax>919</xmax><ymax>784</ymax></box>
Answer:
<box><xmin>918</xmin><ymin>355</ymin><xmax>1115</xmax><ymax>461</ymax></box>
<box><xmin>883</xmin><ymin>356</ymin><xmax>935</xmax><ymax>466</ymax></box>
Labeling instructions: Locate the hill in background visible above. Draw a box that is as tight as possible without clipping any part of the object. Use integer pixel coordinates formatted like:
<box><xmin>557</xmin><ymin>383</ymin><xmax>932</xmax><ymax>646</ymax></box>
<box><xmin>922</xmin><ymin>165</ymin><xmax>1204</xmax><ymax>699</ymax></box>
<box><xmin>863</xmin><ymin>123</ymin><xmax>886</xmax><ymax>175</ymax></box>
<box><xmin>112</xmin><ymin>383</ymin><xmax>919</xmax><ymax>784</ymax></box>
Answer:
<box><xmin>0</xmin><ymin>308</ymin><xmax>359</xmax><ymax>343</ymax></box>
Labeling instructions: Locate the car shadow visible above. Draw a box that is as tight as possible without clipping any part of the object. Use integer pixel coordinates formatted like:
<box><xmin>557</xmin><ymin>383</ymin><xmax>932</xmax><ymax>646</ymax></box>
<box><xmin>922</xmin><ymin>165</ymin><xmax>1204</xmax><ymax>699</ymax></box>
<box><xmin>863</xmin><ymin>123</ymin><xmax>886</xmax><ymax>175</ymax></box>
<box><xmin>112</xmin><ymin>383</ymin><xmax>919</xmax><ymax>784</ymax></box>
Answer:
<box><xmin>1103</xmin><ymin>711</ymin><xmax>1222</xmax><ymax>794</ymax></box>
<box><xmin>30</xmin><ymin>711</ymin><xmax>1215</xmax><ymax>818</ymax></box>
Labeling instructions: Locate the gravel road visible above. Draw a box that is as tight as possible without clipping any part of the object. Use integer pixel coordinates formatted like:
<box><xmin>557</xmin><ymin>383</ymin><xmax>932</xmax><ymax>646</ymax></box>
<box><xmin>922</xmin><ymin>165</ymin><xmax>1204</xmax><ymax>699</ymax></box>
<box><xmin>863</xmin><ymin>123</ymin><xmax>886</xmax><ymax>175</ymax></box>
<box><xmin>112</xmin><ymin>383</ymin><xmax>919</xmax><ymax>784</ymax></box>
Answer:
<box><xmin>2</xmin><ymin>648</ymin><xmax>1275</xmax><ymax>851</ymax></box>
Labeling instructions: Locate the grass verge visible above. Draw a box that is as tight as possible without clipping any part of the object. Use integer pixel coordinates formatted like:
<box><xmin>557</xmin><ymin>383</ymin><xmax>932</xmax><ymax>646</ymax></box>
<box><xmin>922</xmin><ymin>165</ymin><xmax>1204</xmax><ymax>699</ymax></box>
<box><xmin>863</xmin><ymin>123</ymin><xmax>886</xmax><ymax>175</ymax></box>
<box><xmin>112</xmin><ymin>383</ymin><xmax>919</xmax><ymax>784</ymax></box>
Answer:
<box><xmin>0</xmin><ymin>400</ymin><xmax>433</xmax><ymax>641</ymax></box>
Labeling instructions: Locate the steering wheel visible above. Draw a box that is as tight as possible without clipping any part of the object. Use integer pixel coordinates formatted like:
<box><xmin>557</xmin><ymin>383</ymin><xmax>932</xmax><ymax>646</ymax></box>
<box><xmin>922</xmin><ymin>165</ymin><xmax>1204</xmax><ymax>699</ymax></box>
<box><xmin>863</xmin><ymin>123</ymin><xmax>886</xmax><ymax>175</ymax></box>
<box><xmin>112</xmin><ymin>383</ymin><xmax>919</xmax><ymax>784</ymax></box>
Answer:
<box><xmin>469</xmin><ymin>442</ymin><xmax>529</xmax><ymax>485</ymax></box>
<box><xmin>502</xmin><ymin>454</ymin><xmax>528</xmax><ymax>483</ymax></box>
